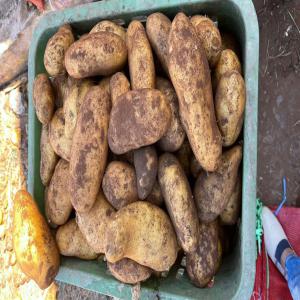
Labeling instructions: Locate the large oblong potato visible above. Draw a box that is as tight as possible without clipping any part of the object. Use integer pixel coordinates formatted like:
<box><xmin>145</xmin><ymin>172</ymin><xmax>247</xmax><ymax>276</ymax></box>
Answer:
<box><xmin>90</xmin><ymin>20</ymin><xmax>126</xmax><ymax>41</ymax></box>
<box><xmin>190</xmin><ymin>15</ymin><xmax>222</xmax><ymax>67</ymax></box>
<box><xmin>215</xmin><ymin>71</ymin><xmax>246</xmax><ymax>146</ymax></box>
<box><xmin>156</xmin><ymin>77</ymin><xmax>185</xmax><ymax>152</ymax></box>
<box><xmin>70</xmin><ymin>85</ymin><xmax>110</xmax><ymax>213</ymax></box>
<box><xmin>126</xmin><ymin>20</ymin><xmax>155</xmax><ymax>89</ymax></box>
<box><xmin>56</xmin><ymin>219</ymin><xmax>97</xmax><ymax>260</ymax></box>
<box><xmin>45</xmin><ymin>159</ymin><xmax>72</xmax><ymax>226</ymax></box>
<box><xmin>104</xmin><ymin>201</ymin><xmax>178</xmax><ymax>271</ymax></box>
<box><xmin>102</xmin><ymin>161</ymin><xmax>138</xmax><ymax>210</ymax></box>
<box><xmin>44</xmin><ymin>24</ymin><xmax>74</xmax><ymax>77</ymax></box>
<box><xmin>158</xmin><ymin>153</ymin><xmax>199</xmax><ymax>253</ymax></box>
<box><xmin>186</xmin><ymin>220</ymin><xmax>220</xmax><ymax>287</ymax></box>
<box><xmin>108</xmin><ymin>89</ymin><xmax>171</xmax><ymax>154</ymax></box>
<box><xmin>33</xmin><ymin>74</ymin><xmax>55</xmax><ymax>124</ymax></box>
<box><xmin>49</xmin><ymin>108</ymin><xmax>72</xmax><ymax>161</ymax></box>
<box><xmin>13</xmin><ymin>190</ymin><xmax>60</xmax><ymax>289</ymax></box>
<box><xmin>194</xmin><ymin>145</ymin><xmax>242</xmax><ymax>223</ymax></box>
<box><xmin>110</xmin><ymin>72</ymin><xmax>130</xmax><ymax>106</ymax></box>
<box><xmin>65</xmin><ymin>32</ymin><xmax>127</xmax><ymax>79</ymax></box>
<box><xmin>40</xmin><ymin>125</ymin><xmax>58</xmax><ymax>186</ymax></box>
<box><xmin>168</xmin><ymin>13</ymin><xmax>222</xmax><ymax>172</ymax></box>
<box><xmin>146</xmin><ymin>13</ymin><xmax>171</xmax><ymax>76</ymax></box>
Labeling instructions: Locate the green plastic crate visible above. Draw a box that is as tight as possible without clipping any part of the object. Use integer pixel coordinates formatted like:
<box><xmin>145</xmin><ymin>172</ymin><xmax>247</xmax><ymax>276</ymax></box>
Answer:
<box><xmin>28</xmin><ymin>0</ymin><xmax>259</xmax><ymax>299</ymax></box>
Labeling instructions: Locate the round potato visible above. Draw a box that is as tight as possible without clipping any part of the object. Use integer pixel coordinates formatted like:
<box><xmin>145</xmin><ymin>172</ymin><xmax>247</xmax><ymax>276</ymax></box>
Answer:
<box><xmin>49</xmin><ymin>108</ymin><xmax>72</xmax><ymax>161</ymax></box>
<box><xmin>146</xmin><ymin>181</ymin><xmax>164</xmax><ymax>207</ymax></box>
<box><xmin>102</xmin><ymin>161</ymin><xmax>138</xmax><ymax>210</ymax></box>
<box><xmin>44</xmin><ymin>24</ymin><xmax>74</xmax><ymax>77</ymax></box>
<box><xmin>40</xmin><ymin>125</ymin><xmax>58</xmax><ymax>186</ymax></box>
<box><xmin>168</xmin><ymin>13</ymin><xmax>222</xmax><ymax>172</ymax></box>
<box><xmin>134</xmin><ymin>146</ymin><xmax>157</xmax><ymax>200</ymax></box>
<box><xmin>126</xmin><ymin>20</ymin><xmax>155</xmax><ymax>89</ymax></box>
<box><xmin>158</xmin><ymin>153</ymin><xmax>199</xmax><ymax>253</ymax></box>
<box><xmin>190</xmin><ymin>15</ymin><xmax>222</xmax><ymax>67</ymax></box>
<box><xmin>108</xmin><ymin>89</ymin><xmax>171</xmax><ymax>154</ymax></box>
<box><xmin>215</xmin><ymin>71</ymin><xmax>246</xmax><ymax>146</ymax></box>
<box><xmin>146</xmin><ymin>13</ymin><xmax>171</xmax><ymax>76</ymax></box>
<box><xmin>56</xmin><ymin>219</ymin><xmax>97</xmax><ymax>260</ymax></box>
<box><xmin>110</xmin><ymin>72</ymin><xmax>130</xmax><ymax>106</ymax></box>
<box><xmin>33</xmin><ymin>73</ymin><xmax>55</xmax><ymax>124</ymax></box>
<box><xmin>65</xmin><ymin>32</ymin><xmax>127</xmax><ymax>78</ymax></box>
<box><xmin>45</xmin><ymin>159</ymin><xmax>72</xmax><ymax>226</ymax></box>
<box><xmin>90</xmin><ymin>20</ymin><xmax>126</xmax><ymax>41</ymax></box>
<box><xmin>156</xmin><ymin>77</ymin><xmax>185</xmax><ymax>152</ymax></box>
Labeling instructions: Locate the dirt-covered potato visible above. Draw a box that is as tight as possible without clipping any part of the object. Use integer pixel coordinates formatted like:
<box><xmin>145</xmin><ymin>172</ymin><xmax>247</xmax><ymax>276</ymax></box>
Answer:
<box><xmin>176</xmin><ymin>139</ymin><xmax>192</xmax><ymax>177</ymax></box>
<box><xmin>158</xmin><ymin>153</ymin><xmax>199</xmax><ymax>253</ymax></box>
<box><xmin>194</xmin><ymin>145</ymin><xmax>242</xmax><ymax>223</ymax></box>
<box><xmin>190</xmin><ymin>15</ymin><xmax>222</xmax><ymax>67</ymax></box>
<box><xmin>90</xmin><ymin>20</ymin><xmax>126</xmax><ymax>41</ymax></box>
<box><xmin>108</xmin><ymin>258</ymin><xmax>152</xmax><ymax>284</ymax></box>
<box><xmin>56</xmin><ymin>219</ymin><xmax>97</xmax><ymax>260</ymax></box>
<box><xmin>13</xmin><ymin>190</ymin><xmax>60</xmax><ymax>289</ymax></box>
<box><xmin>45</xmin><ymin>159</ymin><xmax>72</xmax><ymax>226</ymax></box>
<box><xmin>76</xmin><ymin>190</ymin><xmax>115</xmax><ymax>253</ymax></box>
<box><xmin>65</xmin><ymin>32</ymin><xmax>127</xmax><ymax>78</ymax></box>
<box><xmin>33</xmin><ymin>74</ymin><xmax>55</xmax><ymax>124</ymax></box>
<box><xmin>146</xmin><ymin>13</ymin><xmax>171</xmax><ymax>76</ymax></box>
<box><xmin>134</xmin><ymin>146</ymin><xmax>157</xmax><ymax>200</ymax></box>
<box><xmin>44</xmin><ymin>24</ymin><xmax>74</xmax><ymax>77</ymax></box>
<box><xmin>99</xmin><ymin>76</ymin><xmax>112</xmax><ymax>111</ymax></box>
<box><xmin>49</xmin><ymin>108</ymin><xmax>72</xmax><ymax>161</ymax></box>
<box><xmin>70</xmin><ymin>85</ymin><xmax>110</xmax><ymax>213</ymax></box>
<box><xmin>110</xmin><ymin>72</ymin><xmax>130</xmax><ymax>106</ymax></box>
<box><xmin>126</xmin><ymin>20</ymin><xmax>155</xmax><ymax>89</ymax></box>
<box><xmin>51</xmin><ymin>74</ymin><xmax>69</xmax><ymax>108</ymax></box>
<box><xmin>40</xmin><ymin>125</ymin><xmax>58</xmax><ymax>186</ymax></box>
<box><xmin>146</xmin><ymin>181</ymin><xmax>164</xmax><ymax>206</ymax></box>
<box><xmin>105</xmin><ymin>201</ymin><xmax>178</xmax><ymax>271</ymax></box>
<box><xmin>215</xmin><ymin>71</ymin><xmax>246</xmax><ymax>146</ymax></box>
<box><xmin>102</xmin><ymin>161</ymin><xmax>138</xmax><ymax>210</ymax></box>
<box><xmin>108</xmin><ymin>89</ymin><xmax>171</xmax><ymax>154</ymax></box>
<box><xmin>64</xmin><ymin>79</ymin><xmax>93</xmax><ymax>139</ymax></box>
<box><xmin>156</xmin><ymin>77</ymin><xmax>185</xmax><ymax>152</ymax></box>
<box><xmin>168</xmin><ymin>13</ymin><xmax>222</xmax><ymax>172</ymax></box>
<box><xmin>220</xmin><ymin>174</ymin><xmax>242</xmax><ymax>225</ymax></box>
<box><xmin>186</xmin><ymin>220</ymin><xmax>220</xmax><ymax>287</ymax></box>
<box><xmin>190</xmin><ymin>154</ymin><xmax>202</xmax><ymax>178</ymax></box>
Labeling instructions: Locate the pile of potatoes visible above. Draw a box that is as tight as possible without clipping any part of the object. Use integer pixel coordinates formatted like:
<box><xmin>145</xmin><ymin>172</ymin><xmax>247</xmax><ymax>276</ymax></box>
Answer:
<box><xmin>31</xmin><ymin>12</ymin><xmax>245</xmax><ymax>288</ymax></box>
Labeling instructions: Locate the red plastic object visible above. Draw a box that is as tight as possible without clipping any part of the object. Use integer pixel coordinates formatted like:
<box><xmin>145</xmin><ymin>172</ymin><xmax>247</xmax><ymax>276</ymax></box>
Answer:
<box><xmin>26</xmin><ymin>0</ymin><xmax>44</xmax><ymax>11</ymax></box>
<box><xmin>251</xmin><ymin>207</ymin><xmax>300</xmax><ymax>300</ymax></box>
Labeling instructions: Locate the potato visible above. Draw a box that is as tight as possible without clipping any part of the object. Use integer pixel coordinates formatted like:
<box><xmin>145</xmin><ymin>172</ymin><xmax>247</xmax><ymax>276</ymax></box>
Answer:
<box><xmin>40</xmin><ymin>125</ymin><xmax>58</xmax><ymax>186</ymax></box>
<box><xmin>176</xmin><ymin>139</ymin><xmax>192</xmax><ymax>177</ymax></box>
<box><xmin>44</xmin><ymin>24</ymin><xmax>74</xmax><ymax>77</ymax></box>
<box><xmin>186</xmin><ymin>220</ymin><xmax>219</xmax><ymax>287</ymax></box>
<box><xmin>56</xmin><ymin>219</ymin><xmax>97</xmax><ymax>260</ymax></box>
<box><xmin>70</xmin><ymin>85</ymin><xmax>110</xmax><ymax>212</ymax></box>
<box><xmin>220</xmin><ymin>173</ymin><xmax>242</xmax><ymax>225</ymax></box>
<box><xmin>51</xmin><ymin>74</ymin><xmax>69</xmax><ymax>108</ymax></box>
<box><xmin>64</xmin><ymin>79</ymin><xmax>93</xmax><ymax>139</ymax></box>
<box><xmin>146</xmin><ymin>181</ymin><xmax>164</xmax><ymax>207</ymax></box>
<box><xmin>194</xmin><ymin>145</ymin><xmax>242</xmax><ymax>223</ymax></box>
<box><xmin>190</xmin><ymin>15</ymin><xmax>222</xmax><ymax>67</ymax></box>
<box><xmin>126</xmin><ymin>20</ymin><xmax>155</xmax><ymax>89</ymax></box>
<box><xmin>190</xmin><ymin>154</ymin><xmax>202</xmax><ymax>178</ymax></box>
<box><xmin>104</xmin><ymin>201</ymin><xmax>178</xmax><ymax>271</ymax></box>
<box><xmin>108</xmin><ymin>89</ymin><xmax>171</xmax><ymax>154</ymax></box>
<box><xmin>110</xmin><ymin>72</ymin><xmax>130</xmax><ymax>106</ymax></box>
<box><xmin>99</xmin><ymin>76</ymin><xmax>112</xmax><ymax>111</ymax></box>
<box><xmin>146</xmin><ymin>13</ymin><xmax>171</xmax><ymax>76</ymax></box>
<box><xmin>13</xmin><ymin>190</ymin><xmax>60</xmax><ymax>289</ymax></box>
<box><xmin>108</xmin><ymin>258</ymin><xmax>152</xmax><ymax>284</ymax></box>
<box><xmin>90</xmin><ymin>20</ymin><xmax>126</xmax><ymax>41</ymax></box>
<box><xmin>65</xmin><ymin>32</ymin><xmax>127</xmax><ymax>78</ymax></box>
<box><xmin>214</xmin><ymin>49</ymin><xmax>242</xmax><ymax>83</ymax></box>
<box><xmin>102</xmin><ymin>161</ymin><xmax>138</xmax><ymax>210</ymax></box>
<box><xmin>33</xmin><ymin>73</ymin><xmax>55</xmax><ymax>124</ymax></box>
<box><xmin>45</xmin><ymin>159</ymin><xmax>72</xmax><ymax>226</ymax></box>
<box><xmin>215</xmin><ymin>71</ymin><xmax>246</xmax><ymax>146</ymax></box>
<box><xmin>158</xmin><ymin>153</ymin><xmax>199</xmax><ymax>253</ymax></box>
<box><xmin>156</xmin><ymin>77</ymin><xmax>185</xmax><ymax>152</ymax></box>
<box><xmin>49</xmin><ymin>108</ymin><xmax>72</xmax><ymax>161</ymax></box>
<box><xmin>134</xmin><ymin>146</ymin><xmax>157</xmax><ymax>200</ymax></box>
<box><xmin>168</xmin><ymin>13</ymin><xmax>222</xmax><ymax>172</ymax></box>
<box><xmin>76</xmin><ymin>190</ymin><xmax>115</xmax><ymax>253</ymax></box>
